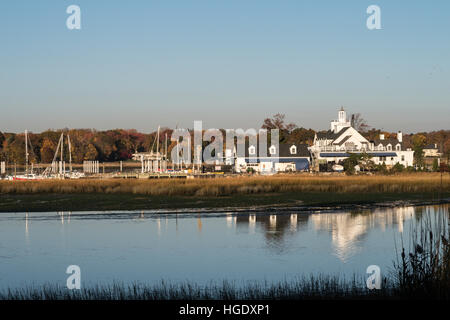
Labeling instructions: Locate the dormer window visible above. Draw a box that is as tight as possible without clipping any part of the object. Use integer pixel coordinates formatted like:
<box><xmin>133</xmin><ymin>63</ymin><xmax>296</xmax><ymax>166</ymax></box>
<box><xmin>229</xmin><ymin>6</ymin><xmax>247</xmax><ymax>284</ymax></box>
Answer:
<box><xmin>269</xmin><ymin>145</ymin><xmax>277</xmax><ymax>155</ymax></box>
<box><xmin>378</xmin><ymin>144</ymin><xmax>383</xmax><ymax>151</ymax></box>
<box><xmin>396</xmin><ymin>144</ymin><xmax>401</xmax><ymax>151</ymax></box>
<box><xmin>387</xmin><ymin>144</ymin><xmax>392</xmax><ymax>151</ymax></box>
<box><xmin>249</xmin><ymin>145</ymin><xmax>256</xmax><ymax>155</ymax></box>
<box><xmin>290</xmin><ymin>145</ymin><xmax>297</xmax><ymax>154</ymax></box>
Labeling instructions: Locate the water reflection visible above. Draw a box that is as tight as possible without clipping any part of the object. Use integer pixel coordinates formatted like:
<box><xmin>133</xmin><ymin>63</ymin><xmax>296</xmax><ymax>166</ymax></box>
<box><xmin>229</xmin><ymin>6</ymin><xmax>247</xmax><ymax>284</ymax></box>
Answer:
<box><xmin>236</xmin><ymin>213</ymin><xmax>310</xmax><ymax>253</ymax></box>
<box><xmin>197</xmin><ymin>215</ymin><xmax>202</xmax><ymax>233</ymax></box>
<box><xmin>226</xmin><ymin>213</ymin><xmax>236</xmax><ymax>228</ymax></box>
<box><xmin>1</xmin><ymin>204</ymin><xmax>447</xmax><ymax>289</ymax></box>
<box><xmin>56</xmin><ymin>211</ymin><xmax>72</xmax><ymax>225</ymax></box>
<box><xmin>25</xmin><ymin>212</ymin><xmax>29</xmax><ymax>245</ymax></box>
<box><xmin>234</xmin><ymin>205</ymin><xmax>445</xmax><ymax>262</ymax></box>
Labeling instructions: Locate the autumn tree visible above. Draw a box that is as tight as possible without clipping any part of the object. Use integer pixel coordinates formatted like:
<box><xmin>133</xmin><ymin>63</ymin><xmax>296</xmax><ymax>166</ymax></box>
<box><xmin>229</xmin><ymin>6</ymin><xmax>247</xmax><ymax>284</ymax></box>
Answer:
<box><xmin>0</xmin><ymin>132</ymin><xmax>5</xmax><ymax>161</ymax></box>
<box><xmin>84</xmin><ymin>143</ymin><xmax>98</xmax><ymax>160</ymax></box>
<box><xmin>262</xmin><ymin>113</ymin><xmax>296</xmax><ymax>131</ymax></box>
<box><xmin>93</xmin><ymin>132</ymin><xmax>117</xmax><ymax>161</ymax></box>
<box><xmin>0</xmin><ymin>131</ymin><xmax>5</xmax><ymax>150</ymax></box>
<box><xmin>40</xmin><ymin>139</ymin><xmax>56</xmax><ymax>163</ymax></box>
<box><xmin>286</xmin><ymin>127</ymin><xmax>316</xmax><ymax>145</ymax></box>
<box><xmin>412</xmin><ymin>134</ymin><xmax>427</xmax><ymax>167</ymax></box>
<box><xmin>261</xmin><ymin>114</ymin><xmax>296</xmax><ymax>143</ymax></box>
<box><xmin>350</xmin><ymin>113</ymin><xmax>370</xmax><ymax>132</ymax></box>
<box><xmin>444</xmin><ymin>139</ymin><xmax>450</xmax><ymax>162</ymax></box>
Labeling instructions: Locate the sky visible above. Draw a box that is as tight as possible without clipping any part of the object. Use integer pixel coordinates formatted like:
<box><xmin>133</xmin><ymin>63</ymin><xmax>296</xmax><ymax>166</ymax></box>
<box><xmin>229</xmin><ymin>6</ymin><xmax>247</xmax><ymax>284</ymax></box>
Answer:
<box><xmin>0</xmin><ymin>0</ymin><xmax>449</xmax><ymax>133</ymax></box>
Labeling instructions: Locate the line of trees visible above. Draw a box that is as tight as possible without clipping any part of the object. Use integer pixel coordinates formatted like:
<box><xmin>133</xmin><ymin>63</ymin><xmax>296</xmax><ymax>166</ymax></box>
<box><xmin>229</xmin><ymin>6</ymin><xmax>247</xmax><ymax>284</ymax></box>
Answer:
<box><xmin>1</xmin><ymin>115</ymin><xmax>449</xmax><ymax>164</ymax></box>
<box><xmin>0</xmin><ymin>128</ymin><xmax>173</xmax><ymax>164</ymax></box>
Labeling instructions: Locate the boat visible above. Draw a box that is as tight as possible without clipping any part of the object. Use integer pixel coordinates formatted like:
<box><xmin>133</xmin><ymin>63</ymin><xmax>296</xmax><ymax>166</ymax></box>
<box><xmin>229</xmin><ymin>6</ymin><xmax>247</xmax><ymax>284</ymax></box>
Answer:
<box><xmin>12</xmin><ymin>174</ymin><xmax>43</xmax><ymax>181</ymax></box>
<box><xmin>11</xmin><ymin>130</ymin><xmax>45</xmax><ymax>180</ymax></box>
<box><xmin>332</xmin><ymin>164</ymin><xmax>344</xmax><ymax>172</ymax></box>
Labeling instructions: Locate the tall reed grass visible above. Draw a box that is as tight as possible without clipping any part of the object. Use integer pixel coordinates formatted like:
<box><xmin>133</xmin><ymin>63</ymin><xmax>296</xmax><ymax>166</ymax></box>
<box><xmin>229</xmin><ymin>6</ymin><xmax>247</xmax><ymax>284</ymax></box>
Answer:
<box><xmin>0</xmin><ymin>276</ymin><xmax>390</xmax><ymax>300</ymax></box>
<box><xmin>393</xmin><ymin>207</ymin><xmax>450</xmax><ymax>298</ymax></box>
<box><xmin>0</xmin><ymin>173</ymin><xmax>449</xmax><ymax>196</ymax></box>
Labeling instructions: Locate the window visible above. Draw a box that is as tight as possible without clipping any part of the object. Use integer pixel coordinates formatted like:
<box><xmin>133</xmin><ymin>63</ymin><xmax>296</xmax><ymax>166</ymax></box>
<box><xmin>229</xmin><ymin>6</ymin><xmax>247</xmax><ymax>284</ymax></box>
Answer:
<box><xmin>378</xmin><ymin>144</ymin><xmax>383</xmax><ymax>151</ymax></box>
<box><xmin>396</xmin><ymin>144</ymin><xmax>401</xmax><ymax>151</ymax></box>
<box><xmin>401</xmin><ymin>155</ymin><xmax>405</xmax><ymax>161</ymax></box>
<box><xmin>345</xmin><ymin>142</ymin><xmax>355</xmax><ymax>150</ymax></box>
<box><xmin>269</xmin><ymin>145</ymin><xmax>277</xmax><ymax>155</ymax></box>
<box><xmin>249</xmin><ymin>145</ymin><xmax>256</xmax><ymax>155</ymax></box>
<box><xmin>379</xmin><ymin>156</ymin><xmax>386</xmax><ymax>161</ymax></box>
<box><xmin>290</xmin><ymin>145</ymin><xmax>297</xmax><ymax>154</ymax></box>
<box><xmin>387</xmin><ymin>144</ymin><xmax>392</xmax><ymax>151</ymax></box>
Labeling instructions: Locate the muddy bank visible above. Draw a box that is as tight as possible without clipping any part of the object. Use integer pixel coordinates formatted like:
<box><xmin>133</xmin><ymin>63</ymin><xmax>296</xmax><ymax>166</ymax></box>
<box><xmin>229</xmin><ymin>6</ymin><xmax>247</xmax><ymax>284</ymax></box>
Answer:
<box><xmin>0</xmin><ymin>191</ymin><xmax>448</xmax><ymax>213</ymax></box>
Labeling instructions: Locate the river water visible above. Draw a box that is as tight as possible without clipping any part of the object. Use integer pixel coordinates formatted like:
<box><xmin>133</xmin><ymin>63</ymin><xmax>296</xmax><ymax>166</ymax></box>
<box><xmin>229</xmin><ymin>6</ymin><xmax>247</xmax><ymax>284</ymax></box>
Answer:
<box><xmin>0</xmin><ymin>204</ymin><xmax>448</xmax><ymax>289</ymax></box>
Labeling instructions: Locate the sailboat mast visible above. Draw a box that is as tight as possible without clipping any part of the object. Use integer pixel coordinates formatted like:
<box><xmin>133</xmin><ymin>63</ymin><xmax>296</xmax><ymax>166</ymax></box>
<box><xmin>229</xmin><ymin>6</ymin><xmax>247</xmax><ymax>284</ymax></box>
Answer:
<box><xmin>25</xmin><ymin>130</ymin><xmax>28</xmax><ymax>175</ymax></box>
<box><xmin>61</xmin><ymin>133</ymin><xmax>64</xmax><ymax>161</ymax></box>
<box><xmin>60</xmin><ymin>132</ymin><xmax>64</xmax><ymax>175</ymax></box>
<box><xmin>156</xmin><ymin>126</ymin><xmax>160</xmax><ymax>171</ymax></box>
<box><xmin>68</xmin><ymin>135</ymin><xmax>72</xmax><ymax>172</ymax></box>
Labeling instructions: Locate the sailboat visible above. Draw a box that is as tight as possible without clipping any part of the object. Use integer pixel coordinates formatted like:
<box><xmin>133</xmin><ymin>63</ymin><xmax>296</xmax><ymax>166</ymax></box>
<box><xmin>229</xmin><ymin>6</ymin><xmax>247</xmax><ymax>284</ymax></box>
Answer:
<box><xmin>41</xmin><ymin>132</ymin><xmax>84</xmax><ymax>179</ymax></box>
<box><xmin>12</xmin><ymin>130</ymin><xmax>43</xmax><ymax>180</ymax></box>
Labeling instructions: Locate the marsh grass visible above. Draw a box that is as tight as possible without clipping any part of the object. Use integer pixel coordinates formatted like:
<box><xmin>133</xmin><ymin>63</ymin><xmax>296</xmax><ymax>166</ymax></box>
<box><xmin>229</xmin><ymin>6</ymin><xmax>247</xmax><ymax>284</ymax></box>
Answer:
<box><xmin>0</xmin><ymin>276</ymin><xmax>392</xmax><ymax>300</ymax></box>
<box><xmin>393</xmin><ymin>207</ymin><xmax>450</xmax><ymax>298</ymax></box>
<box><xmin>1</xmin><ymin>173</ymin><xmax>449</xmax><ymax>196</ymax></box>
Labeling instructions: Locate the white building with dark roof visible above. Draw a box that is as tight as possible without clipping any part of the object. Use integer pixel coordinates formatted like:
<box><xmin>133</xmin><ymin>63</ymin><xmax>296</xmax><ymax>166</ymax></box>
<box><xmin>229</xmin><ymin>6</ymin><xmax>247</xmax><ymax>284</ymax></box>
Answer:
<box><xmin>309</xmin><ymin>108</ymin><xmax>414</xmax><ymax>170</ymax></box>
<box><xmin>234</xmin><ymin>143</ymin><xmax>311</xmax><ymax>173</ymax></box>
<box><xmin>423</xmin><ymin>144</ymin><xmax>442</xmax><ymax>158</ymax></box>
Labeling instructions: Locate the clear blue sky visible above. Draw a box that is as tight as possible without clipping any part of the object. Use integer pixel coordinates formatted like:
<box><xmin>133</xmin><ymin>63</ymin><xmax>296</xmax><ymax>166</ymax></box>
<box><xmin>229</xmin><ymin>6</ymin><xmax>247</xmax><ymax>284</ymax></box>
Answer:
<box><xmin>1</xmin><ymin>0</ymin><xmax>449</xmax><ymax>133</ymax></box>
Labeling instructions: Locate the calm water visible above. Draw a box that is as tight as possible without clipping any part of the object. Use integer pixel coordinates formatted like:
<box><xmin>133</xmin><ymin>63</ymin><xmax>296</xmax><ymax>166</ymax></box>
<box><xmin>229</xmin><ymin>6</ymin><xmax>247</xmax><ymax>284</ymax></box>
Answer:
<box><xmin>0</xmin><ymin>205</ymin><xmax>448</xmax><ymax>289</ymax></box>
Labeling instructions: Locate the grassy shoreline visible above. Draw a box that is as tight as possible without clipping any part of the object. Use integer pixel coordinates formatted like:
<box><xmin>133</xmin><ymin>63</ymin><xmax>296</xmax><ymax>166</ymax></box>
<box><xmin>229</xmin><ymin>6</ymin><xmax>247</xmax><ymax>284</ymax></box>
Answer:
<box><xmin>0</xmin><ymin>174</ymin><xmax>449</xmax><ymax>212</ymax></box>
<box><xmin>0</xmin><ymin>277</ymin><xmax>395</xmax><ymax>300</ymax></box>
<box><xmin>0</xmin><ymin>191</ymin><xmax>448</xmax><ymax>212</ymax></box>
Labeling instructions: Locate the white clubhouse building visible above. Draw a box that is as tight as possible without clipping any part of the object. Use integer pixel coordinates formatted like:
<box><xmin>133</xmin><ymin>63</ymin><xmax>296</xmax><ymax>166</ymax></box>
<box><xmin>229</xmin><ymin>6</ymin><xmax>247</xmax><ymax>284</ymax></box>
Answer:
<box><xmin>309</xmin><ymin>108</ymin><xmax>414</xmax><ymax>170</ymax></box>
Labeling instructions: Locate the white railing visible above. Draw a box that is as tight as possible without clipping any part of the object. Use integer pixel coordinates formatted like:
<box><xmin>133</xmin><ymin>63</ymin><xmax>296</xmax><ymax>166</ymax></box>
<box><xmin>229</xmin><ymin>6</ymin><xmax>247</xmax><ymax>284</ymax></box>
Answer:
<box><xmin>318</xmin><ymin>146</ymin><xmax>377</xmax><ymax>153</ymax></box>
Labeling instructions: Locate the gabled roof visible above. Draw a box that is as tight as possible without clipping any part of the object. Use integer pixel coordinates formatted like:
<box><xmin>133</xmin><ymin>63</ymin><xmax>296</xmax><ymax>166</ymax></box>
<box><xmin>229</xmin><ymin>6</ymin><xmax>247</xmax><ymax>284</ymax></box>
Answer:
<box><xmin>374</xmin><ymin>138</ymin><xmax>402</xmax><ymax>147</ymax></box>
<box><xmin>423</xmin><ymin>144</ymin><xmax>438</xmax><ymax>150</ymax></box>
<box><xmin>333</xmin><ymin>135</ymin><xmax>352</xmax><ymax>146</ymax></box>
<box><xmin>316</xmin><ymin>127</ymin><xmax>349</xmax><ymax>140</ymax></box>
<box><xmin>238</xmin><ymin>143</ymin><xmax>310</xmax><ymax>158</ymax></box>
<box><xmin>279</xmin><ymin>143</ymin><xmax>310</xmax><ymax>157</ymax></box>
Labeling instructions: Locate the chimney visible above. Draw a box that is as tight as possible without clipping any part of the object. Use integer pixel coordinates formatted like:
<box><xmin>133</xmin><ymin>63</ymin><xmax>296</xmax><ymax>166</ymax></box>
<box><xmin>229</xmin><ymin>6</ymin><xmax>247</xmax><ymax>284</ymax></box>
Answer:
<box><xmin>397</xmin><ymin>131</ymin><xmax>402</xmax><ymax>143</ymax></box>
<box><xmin>380</xmin><ymin>134</ymin><xmax>385</xmax><ymax>140</ymax></box>
<box><xmin>435</xmin><ymin>143</ymin><xmax>437</xmax><ymax>148</ymax></box>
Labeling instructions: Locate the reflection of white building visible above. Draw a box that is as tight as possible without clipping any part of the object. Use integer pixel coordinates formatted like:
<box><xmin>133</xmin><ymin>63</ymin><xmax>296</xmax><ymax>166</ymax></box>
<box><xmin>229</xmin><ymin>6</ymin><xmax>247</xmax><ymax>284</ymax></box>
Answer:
<box><xmin>309</xmin><ymin>108</ymin><xmax>414</xmax><ymax>170</ymax></box>
<box><xmin>226</xmin><ymin>213</ymin><xmax>236</xmax><ymax>228</ymax></box>
<box><xmin>311</xmin><ymin>206</ymin><xmax>415</xmax><ymax>262</ymax></box>
<box><xmin>290</xmin><ymin>214</ymin><xmax>297</xmax><ymax>231</ymax></box>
